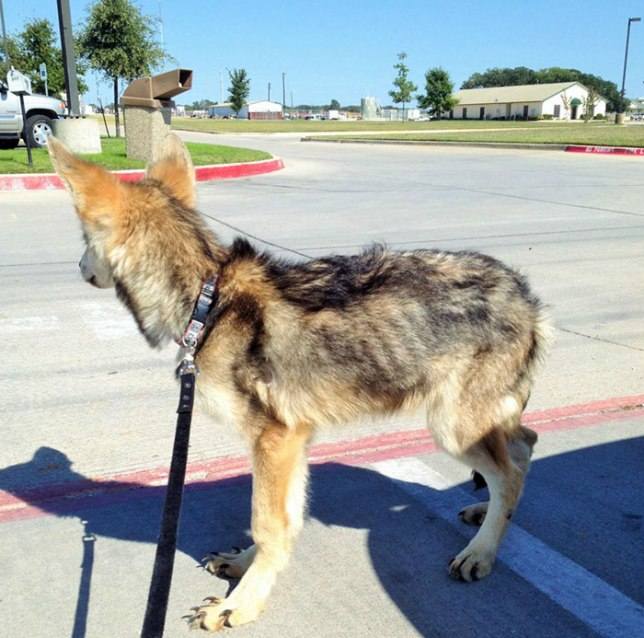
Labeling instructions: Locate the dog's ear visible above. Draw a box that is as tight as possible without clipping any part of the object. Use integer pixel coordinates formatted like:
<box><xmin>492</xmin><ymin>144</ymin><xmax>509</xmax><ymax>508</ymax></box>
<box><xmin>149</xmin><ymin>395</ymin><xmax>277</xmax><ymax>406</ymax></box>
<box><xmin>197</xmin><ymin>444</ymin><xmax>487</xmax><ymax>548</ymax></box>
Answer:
<box><xmin>145</xmin><ymin>133</ymin><xmax>196</xmax><ymax>208</ymax></box>
<box><xmin>48</xmin><ymin>136</ymin><xmax>122</xmax><ymax>226</ymax></box>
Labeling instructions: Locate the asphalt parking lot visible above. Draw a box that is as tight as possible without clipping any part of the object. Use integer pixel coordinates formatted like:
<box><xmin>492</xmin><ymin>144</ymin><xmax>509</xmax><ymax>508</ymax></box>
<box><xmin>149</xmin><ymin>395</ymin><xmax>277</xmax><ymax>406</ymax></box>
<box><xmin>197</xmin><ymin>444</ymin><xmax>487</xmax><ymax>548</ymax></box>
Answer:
<box><xmin>1</xmin><ymin>135</ymin><xmax>643</xmax><ymax>637</ymax></box>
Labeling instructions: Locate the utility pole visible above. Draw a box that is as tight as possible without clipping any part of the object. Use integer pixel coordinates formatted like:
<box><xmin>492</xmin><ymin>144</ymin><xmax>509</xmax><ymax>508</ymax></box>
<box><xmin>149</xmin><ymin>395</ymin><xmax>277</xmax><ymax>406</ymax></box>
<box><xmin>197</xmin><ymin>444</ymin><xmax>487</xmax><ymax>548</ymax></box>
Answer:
<box><xmin>219</xmin><ymin>71</ymin><xmax>223</xmax><ymax>104</ymax></box>
<box><xmin>282</xmin><ymin>72</ymin><xmax>286</xmax><ymax>109</ymax></box>
<box><xmin>56</xmin><ymin>0</ymin><xmax>81</xmax><ymax>116</ymax></box>
<box><xmin>268</xmin><ymin>81</ymin><xmax>271</xmax><ymax>101</ymax></box>
<box><xmin>157</xmin><ymin>1</ymin><xmax>164</xmax><ymax>49</ymax></box>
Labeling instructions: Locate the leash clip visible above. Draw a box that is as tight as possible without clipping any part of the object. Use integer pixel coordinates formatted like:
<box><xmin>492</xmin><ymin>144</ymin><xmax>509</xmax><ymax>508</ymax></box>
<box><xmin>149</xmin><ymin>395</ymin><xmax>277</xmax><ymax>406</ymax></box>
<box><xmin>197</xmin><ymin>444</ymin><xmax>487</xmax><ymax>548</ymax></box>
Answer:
<box><xmin>178</xmin><ymin>349</ymin><xmax>199</xmax><ymax>377</ymax></box>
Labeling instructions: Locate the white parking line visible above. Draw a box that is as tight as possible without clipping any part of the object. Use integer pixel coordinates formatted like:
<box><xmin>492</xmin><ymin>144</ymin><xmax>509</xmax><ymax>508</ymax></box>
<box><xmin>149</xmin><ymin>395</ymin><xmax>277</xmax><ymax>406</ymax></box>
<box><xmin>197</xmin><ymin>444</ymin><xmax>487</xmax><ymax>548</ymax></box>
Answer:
<box><xmin>0</xmin><ymin>315</ymin><xmax>60</xmax><ymax>334</ymax></box>
<box><xmin>78</xmin><ymin>301</ymin><xmax>138</xmax><ymax>340</ymax></box>
<box><xmin>373</xmin><ymin>457</ymin><xmax>644</xmax><ymax>638</ymax></box>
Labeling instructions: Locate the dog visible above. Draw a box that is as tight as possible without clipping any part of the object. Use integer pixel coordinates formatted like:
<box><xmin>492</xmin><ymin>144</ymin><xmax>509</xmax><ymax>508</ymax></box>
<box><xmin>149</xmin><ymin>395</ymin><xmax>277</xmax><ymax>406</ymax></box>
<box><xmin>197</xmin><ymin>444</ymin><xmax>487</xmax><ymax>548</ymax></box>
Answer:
<box><xmin>48</xmin><ymin>133</ymin><xmax>550</xmax><ymax>632</ymax></box>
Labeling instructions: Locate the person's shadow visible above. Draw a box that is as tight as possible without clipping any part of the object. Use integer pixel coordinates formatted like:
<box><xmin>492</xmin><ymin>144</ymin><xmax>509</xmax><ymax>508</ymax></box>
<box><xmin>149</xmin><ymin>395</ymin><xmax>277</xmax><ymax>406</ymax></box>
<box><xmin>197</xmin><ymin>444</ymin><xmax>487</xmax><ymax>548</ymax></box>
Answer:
<box><xmin>1</xmin><ymin>438</ymin><xmax>642</xmax><ymax>637</ymax></box>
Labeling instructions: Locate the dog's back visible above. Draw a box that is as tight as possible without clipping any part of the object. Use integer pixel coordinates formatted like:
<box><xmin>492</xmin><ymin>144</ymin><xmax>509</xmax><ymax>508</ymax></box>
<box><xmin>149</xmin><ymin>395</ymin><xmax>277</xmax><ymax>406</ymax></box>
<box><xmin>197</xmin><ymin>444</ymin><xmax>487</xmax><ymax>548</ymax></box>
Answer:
<box><xmin>218</xmin><ymin>240</ymin><xmax>549</xmax><ymax>442</ymax></box>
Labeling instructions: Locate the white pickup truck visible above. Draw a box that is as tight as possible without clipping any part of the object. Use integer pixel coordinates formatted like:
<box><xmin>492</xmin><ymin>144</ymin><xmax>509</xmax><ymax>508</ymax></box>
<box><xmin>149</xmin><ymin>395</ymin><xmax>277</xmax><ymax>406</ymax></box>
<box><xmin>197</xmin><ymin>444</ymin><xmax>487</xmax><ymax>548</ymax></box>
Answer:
<box><xmin>0</xmin><ymin>81</ymin><xmax>67</xmax><ymax>149</ymax></box>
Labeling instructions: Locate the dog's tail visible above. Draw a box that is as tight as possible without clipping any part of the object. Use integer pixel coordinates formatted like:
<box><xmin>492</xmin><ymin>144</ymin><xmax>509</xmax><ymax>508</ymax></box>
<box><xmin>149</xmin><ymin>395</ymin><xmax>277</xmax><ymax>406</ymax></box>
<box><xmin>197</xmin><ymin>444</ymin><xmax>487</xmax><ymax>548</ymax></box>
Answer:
<box><xmin>528</xmin><ymin>306</ymin><xmax>555</xmax><ymax>379</ymax></box>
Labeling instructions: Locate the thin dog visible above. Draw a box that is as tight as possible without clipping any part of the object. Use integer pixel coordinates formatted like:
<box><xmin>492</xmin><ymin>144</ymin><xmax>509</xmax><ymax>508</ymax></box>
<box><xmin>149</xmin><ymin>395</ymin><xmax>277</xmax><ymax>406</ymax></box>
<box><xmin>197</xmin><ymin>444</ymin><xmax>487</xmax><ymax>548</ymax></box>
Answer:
<box><xmin>49</xmin><ymin>134</ymin><xmax>551</xmax><ymax>632</ymax></box>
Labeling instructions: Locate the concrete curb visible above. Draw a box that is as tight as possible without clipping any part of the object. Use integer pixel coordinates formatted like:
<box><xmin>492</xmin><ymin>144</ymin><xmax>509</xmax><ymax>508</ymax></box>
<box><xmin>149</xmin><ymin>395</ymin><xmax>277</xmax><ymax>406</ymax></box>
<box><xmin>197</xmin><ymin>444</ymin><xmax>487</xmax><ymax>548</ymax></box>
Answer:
<box><xmin>2</xmin><ymin>392</ymin><xmax>642</xmax><ymax>524</ymax></box>
<box><xmin>565</xmin><ymin>145</ymin><xmax>644</xmax><ymax>156</ymax></box>
<box><xmin>302</xmin><ymin>137</ymin><xmax>644</xmax><ymax>156</ymax></box>
<box><xmin>301</xmin><ymin>137</ymin><xmax>568</xmax><ymax>151</ymax></box>
<box><xmin>0</xmin><ymin>156</ymin><xmax>284</xmax><ymax>191</ymax></box>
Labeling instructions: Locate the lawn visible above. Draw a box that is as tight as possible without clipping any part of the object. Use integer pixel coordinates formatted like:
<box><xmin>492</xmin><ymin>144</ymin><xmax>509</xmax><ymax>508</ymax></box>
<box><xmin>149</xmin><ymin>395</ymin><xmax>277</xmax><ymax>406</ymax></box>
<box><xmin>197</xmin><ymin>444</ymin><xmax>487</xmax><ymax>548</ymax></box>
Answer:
<box><xmin>0</xmin><ymin>137</ymin><xmax>271</xmax><ymax>174</ymax></box>
<box><xmin>312</xmin><ymin>124</ymin><xmax>644</xmax><ymax>147</ymax></box>
<box><xmin>170</xmin><ymin>117</ymin><xmax>571</xmax><ymax>134</ymax></box>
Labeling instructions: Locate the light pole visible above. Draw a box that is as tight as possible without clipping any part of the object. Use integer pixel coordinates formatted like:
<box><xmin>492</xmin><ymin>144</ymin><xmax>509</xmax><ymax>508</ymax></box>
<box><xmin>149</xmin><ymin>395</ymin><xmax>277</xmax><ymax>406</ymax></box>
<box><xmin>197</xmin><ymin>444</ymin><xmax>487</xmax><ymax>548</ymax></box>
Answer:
<box><xmin>617</xmin><ymin>16</ymin><xmax>641</xmax><ymax>123</ymax></box>
<box><xmin>0</xmin><ymin>0</ymin><xmax>9</xmax><ymax>65</ymax></box>
<box><xmin>56</xmin><ymin>0</ymin><xmax>81</xmax><ymax>116</ymax></box>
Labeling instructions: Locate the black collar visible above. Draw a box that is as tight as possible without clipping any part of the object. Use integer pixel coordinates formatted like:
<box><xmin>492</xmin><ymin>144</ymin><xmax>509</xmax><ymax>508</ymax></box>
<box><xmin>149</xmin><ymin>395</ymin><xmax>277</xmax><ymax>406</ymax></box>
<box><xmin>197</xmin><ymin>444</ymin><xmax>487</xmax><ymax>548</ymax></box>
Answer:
<box><xmin>178</xmin><ymin>276</ymin><xmax>219</xmax><ymax>350</ymax></box>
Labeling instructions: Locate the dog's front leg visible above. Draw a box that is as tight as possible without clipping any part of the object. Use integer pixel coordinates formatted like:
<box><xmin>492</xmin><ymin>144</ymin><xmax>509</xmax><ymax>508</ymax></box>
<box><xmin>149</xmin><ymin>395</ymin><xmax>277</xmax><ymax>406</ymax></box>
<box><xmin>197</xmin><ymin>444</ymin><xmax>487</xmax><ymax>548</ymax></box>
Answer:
<box><xmin>189</xmin><ymin>419</ymin><xmax>311</xmax><ymax>632</ymax></box>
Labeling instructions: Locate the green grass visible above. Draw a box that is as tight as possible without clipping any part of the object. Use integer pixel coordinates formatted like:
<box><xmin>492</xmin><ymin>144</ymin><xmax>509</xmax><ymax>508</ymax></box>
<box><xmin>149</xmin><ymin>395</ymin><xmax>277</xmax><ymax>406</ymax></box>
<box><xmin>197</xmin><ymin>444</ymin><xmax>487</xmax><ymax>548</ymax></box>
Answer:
<box><xmin>0</xmin><ymin>137</ymin><xmax>271</xmax><ymax>174</ymax></box>
<box><xmin>170</xmin><ymin>117</ymin><xmax>574</xmax><ymax>134</ymax></box>
<box><xmin>314</xmin><ymin>124</ymin><xmax>644</xmax><ymax>147</ymax></box>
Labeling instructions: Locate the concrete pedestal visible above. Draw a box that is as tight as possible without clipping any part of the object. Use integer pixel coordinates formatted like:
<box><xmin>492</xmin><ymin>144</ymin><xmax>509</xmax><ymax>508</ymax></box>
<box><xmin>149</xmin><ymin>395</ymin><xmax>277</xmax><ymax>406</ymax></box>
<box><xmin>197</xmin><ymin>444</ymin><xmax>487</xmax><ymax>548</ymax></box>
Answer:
<box><xmin>123</xmin><ymin>105</ymin><xmax>172</xmax><ymax>162</ymax></box>
<box><xmin>52</xmin><ymin>117</ymin><xmax>101</xmax><ymax>153</ymax></box>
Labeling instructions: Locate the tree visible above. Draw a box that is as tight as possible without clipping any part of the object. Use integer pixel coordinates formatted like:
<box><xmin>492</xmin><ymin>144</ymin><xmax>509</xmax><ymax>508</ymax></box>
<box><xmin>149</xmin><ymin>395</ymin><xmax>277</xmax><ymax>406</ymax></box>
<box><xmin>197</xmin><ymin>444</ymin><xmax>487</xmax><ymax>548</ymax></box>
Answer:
<box><xmin>190</xmin><ymin>99</ymin><xmax>216</xmax><ymax>111</ymax></box>
<box><xmin>417</xmin><ymin>67</ymin><xmax>458</xmax><ymax>118</ymax></box>
<box><xmin>560</xmin><ymin>91</ymin><xmax>571</xmax><ymax>119</ymax></box>
<box><xmin>79</xmin><ymin>0</ymin><xmax>167</xmax><ymax>137</ymax></box>
<box><xmin>583</xmin><ymin>86</ymin><xmax>599</xmax><ymax>122</ymax></box>
<box><xmin>0</xmin><ymin>19</ymin><xmax>87</xmax><ymax>96</ymax></box>
<box><xmin>329</xmin><ymin>98</ymin><xmax>340</xmax><ymax>110</ymax></box>
<box><xmin>0</xmin><ymin>35</ymin><xmax>22</xmax><ymax>80</ymax></box>
<box><xmin>461</xmin><ymin>66</ymin><xmax>537</xmax><ymax>89</ymax></box>
<box><xmin>388</xmin><ymin>52</ymin><xmax>417</xmax><ymax>120</ymax></box>
<box><xmin>228</xmin><ymin>69</ymin><xmax>250</xmax><ymax>116</ymax></box>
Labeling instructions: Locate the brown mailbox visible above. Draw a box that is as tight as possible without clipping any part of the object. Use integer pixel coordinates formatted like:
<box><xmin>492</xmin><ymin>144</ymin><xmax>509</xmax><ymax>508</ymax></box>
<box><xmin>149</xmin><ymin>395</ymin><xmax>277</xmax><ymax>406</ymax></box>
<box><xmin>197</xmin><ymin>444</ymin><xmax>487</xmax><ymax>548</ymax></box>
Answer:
<box><xmin>121</xmin><ymin>69</ymin><xmax>193</xmax><ymax>109</ymax></box>
<box><xmin>121</xmin><ymin>69</ymin><xmax>193</xmax><ymax>162</ymax></box>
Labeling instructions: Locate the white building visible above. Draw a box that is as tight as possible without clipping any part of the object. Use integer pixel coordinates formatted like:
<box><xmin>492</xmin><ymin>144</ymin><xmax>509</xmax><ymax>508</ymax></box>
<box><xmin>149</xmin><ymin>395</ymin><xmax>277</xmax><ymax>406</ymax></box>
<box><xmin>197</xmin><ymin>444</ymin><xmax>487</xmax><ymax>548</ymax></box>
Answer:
<box><xmin>245</xmin><ymin>100</ymin><xmax>283</xmax><ymax>120</ymax></box>
<box><xmin>451</xmin><ymin>82</ymin><xmax>607</xmax><ymax>120</ymax></box>
<box><xmin>629</xmin><ymin>97</ymin><xmax>644</xmax><ymax>116</ymax></box>
<box><xmin>208</xmin><ymin>102</ymin><xmax>236</xmax><ymax>118</ymax></box>
<box><xmin>208</xmin><ymin>100</ymin><xmax>283</xmax><ymax>120</ymax></box>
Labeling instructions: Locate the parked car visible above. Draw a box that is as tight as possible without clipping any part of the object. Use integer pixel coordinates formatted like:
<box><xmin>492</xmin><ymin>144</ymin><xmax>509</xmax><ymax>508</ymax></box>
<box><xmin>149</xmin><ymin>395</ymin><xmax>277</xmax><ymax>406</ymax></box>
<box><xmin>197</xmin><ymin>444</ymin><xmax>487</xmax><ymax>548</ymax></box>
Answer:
<box><xmin>0</xmin><ymin>81</ymin><xmax>67</xmax><ymax>149</ymax></box>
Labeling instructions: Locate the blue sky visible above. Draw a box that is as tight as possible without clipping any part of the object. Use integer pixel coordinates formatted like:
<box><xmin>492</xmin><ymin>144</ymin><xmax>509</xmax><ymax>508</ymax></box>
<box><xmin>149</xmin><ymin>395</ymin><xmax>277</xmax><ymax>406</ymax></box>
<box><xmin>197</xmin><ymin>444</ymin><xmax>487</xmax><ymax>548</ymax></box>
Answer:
<box><xmin>4</xmin><ymin>0</ymin><xmax>644</xmax><ymax>106</ymax></box>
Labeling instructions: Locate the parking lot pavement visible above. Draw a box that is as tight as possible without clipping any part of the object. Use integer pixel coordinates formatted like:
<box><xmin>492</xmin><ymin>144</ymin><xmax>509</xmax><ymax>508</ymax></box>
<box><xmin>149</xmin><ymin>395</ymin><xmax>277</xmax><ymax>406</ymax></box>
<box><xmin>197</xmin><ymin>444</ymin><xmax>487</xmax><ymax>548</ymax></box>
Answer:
<box><xmin>0</xmin><ymin>402</ymin><xmax>642</xmax><ymax>637</ymax></box>
<box><xmin>1</xmin><ymin>136</ymin><xmax>643</xmax><ymax>636</ymax></box>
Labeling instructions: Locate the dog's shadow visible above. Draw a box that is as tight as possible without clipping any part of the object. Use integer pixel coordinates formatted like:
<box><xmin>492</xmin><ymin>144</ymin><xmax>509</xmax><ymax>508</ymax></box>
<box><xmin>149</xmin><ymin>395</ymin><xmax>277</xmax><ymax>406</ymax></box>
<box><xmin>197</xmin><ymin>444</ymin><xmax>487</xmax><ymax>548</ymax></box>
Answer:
<box><xmin>1</xmin><ymin>438</ymin><xmax>643</xmax><ymax>637</ymax></box>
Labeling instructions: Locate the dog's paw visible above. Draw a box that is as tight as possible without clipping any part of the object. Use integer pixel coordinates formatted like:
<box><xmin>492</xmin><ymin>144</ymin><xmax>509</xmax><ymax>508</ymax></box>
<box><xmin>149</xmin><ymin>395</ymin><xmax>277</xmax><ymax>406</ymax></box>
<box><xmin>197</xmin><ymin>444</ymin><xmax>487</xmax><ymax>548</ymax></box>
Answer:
<box><xmin>458</xmin><ymin>502</ymin><xmax>488</xmax><ymax>526</ymax></box>
<box><xmin>448</xmin><ymin>545</ymin><xmax>495</xmax><ymax>582</ymax></box>
<box><xmin>186</xmin><ymin>596</ymin><xmax>262</xmax><ymax>631</ymax></box>
<box><xmin>202</xmin><ymin>545</ymin><xmax>256</xmax><ymax>579</ymax></box>
<box><xmin>186</xmin><ymin>597</ymin><xmax>232</xmax><ymax>632</ymax></box>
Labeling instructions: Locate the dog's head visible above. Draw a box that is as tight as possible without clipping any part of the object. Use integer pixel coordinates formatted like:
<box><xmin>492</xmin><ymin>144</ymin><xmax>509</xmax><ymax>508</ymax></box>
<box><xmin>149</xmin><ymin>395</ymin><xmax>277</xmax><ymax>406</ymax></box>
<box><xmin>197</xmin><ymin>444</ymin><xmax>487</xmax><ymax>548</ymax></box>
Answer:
<box><xmin>48</xmin><ymin>134</ymin><xmax>196</xmax><ymax>289</ymax></box>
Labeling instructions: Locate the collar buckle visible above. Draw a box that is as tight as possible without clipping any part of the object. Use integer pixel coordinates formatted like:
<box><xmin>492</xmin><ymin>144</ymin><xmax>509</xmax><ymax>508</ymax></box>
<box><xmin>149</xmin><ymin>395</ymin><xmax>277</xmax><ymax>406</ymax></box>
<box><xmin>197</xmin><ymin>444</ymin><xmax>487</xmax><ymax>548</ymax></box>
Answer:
<box><xmin>177</xmin><ymin>275</ymin><xmax>219</xmax><ymax>367</ymax></box>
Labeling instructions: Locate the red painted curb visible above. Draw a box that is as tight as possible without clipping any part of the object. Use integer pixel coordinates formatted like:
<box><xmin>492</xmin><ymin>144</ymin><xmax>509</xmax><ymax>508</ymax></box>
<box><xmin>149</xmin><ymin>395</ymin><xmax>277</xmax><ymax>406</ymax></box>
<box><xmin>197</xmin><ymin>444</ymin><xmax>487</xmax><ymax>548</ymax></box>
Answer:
<box><xmin>1</xmin><ymin>394</ymin><xmax>643</xmax><ymax>524</ymax></box>
<box><xmin>0</xmin><ymin>157</ymin><xmax>284</xmax><ymax>192</ymax></box>
<box><xmin>565</xmin><ymin>145</ymin><xmax>644</xmax><ymax>156</ymax></box>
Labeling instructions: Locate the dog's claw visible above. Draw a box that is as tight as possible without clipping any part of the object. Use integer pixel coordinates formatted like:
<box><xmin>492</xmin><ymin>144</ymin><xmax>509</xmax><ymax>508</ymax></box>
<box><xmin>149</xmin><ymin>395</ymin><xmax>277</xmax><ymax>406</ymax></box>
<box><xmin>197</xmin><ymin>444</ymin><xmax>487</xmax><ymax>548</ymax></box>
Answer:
<box><xmin>186</xmin><ymin>610</ymin><xmax>205</xmax><ymax>630</ymax></box>
<box><xmin>448</xmin><ymin>556</ymin><xmax>468</xmax><ymax>581</ymax></box>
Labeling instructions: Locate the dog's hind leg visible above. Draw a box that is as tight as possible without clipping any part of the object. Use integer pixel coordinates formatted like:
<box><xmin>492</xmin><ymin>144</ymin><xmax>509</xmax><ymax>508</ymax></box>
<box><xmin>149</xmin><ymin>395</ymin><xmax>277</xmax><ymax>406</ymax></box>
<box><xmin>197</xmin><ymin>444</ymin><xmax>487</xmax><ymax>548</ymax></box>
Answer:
<box><xmin>447</xmin><ymin>425</ymin><xmax>526</xmax><ymax>582</ymax></box>
<box><xmin>458</xmin><ymin>425</ymin><xmax>537</xmax><ymax>527</ymax></box>
<box><xmin>190</xmin><ymin>420</ymin><xmax>311</xmax><ymax>631</ymax></box>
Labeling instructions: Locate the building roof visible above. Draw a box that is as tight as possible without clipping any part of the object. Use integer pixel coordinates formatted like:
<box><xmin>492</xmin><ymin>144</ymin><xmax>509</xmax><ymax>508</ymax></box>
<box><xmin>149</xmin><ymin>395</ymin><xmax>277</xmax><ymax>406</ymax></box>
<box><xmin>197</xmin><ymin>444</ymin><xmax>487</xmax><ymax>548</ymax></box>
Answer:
<box><xmin>453</xmin><ymin>82</ymin><xmax>581</xmax><ymax>105</ymax></box>
<box><xmin>247</xmin><ymin>100</ymin><xmax>283</xmax><ymax>106</ymax></box>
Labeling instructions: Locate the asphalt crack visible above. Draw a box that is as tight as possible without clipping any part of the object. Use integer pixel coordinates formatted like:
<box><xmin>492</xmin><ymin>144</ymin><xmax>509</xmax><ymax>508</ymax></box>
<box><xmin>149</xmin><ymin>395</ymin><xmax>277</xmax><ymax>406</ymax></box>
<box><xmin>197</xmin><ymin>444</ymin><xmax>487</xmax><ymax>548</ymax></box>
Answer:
<box><xmin>556</xmin><ymin>326</ymin><xmax>644</xmax><ymax>352</ymax></box>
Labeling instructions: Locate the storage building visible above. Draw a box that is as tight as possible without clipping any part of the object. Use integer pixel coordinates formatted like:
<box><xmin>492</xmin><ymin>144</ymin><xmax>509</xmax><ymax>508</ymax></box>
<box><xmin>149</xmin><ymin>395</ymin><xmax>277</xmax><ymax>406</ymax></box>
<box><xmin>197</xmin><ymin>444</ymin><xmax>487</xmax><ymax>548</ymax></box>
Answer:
<box><xmin>450</xmin><ymin>82</ymin><xmax>607</xmax><ymax>120</ymax></box>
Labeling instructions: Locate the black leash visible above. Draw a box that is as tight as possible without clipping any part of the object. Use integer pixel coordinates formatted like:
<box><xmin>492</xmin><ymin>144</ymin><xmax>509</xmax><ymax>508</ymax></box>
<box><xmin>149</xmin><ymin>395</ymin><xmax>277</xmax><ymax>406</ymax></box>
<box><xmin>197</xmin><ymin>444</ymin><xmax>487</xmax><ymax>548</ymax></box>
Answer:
<box><xmin>140</xmin><ymin>370</ymin><xmax>195</xmax><ymax>638</ymax></box>
<box><xmin>140</xmin><ymin>277</ymin><xmax>218</xmax><ymax>638</ymax></box>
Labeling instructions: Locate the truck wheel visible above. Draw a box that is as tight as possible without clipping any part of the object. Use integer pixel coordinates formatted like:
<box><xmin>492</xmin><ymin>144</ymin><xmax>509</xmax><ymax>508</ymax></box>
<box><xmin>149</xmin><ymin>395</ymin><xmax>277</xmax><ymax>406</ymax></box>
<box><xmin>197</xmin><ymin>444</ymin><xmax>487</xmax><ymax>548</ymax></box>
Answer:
<box><xmin>24</xmin><ymin>114</ymin><xmax>54</xmax><ymax>148</ymax></box>
<box><xmin>0</xmin><ymin>138</ymin><xmax>20</xmax><ymax>150</ymax></box>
